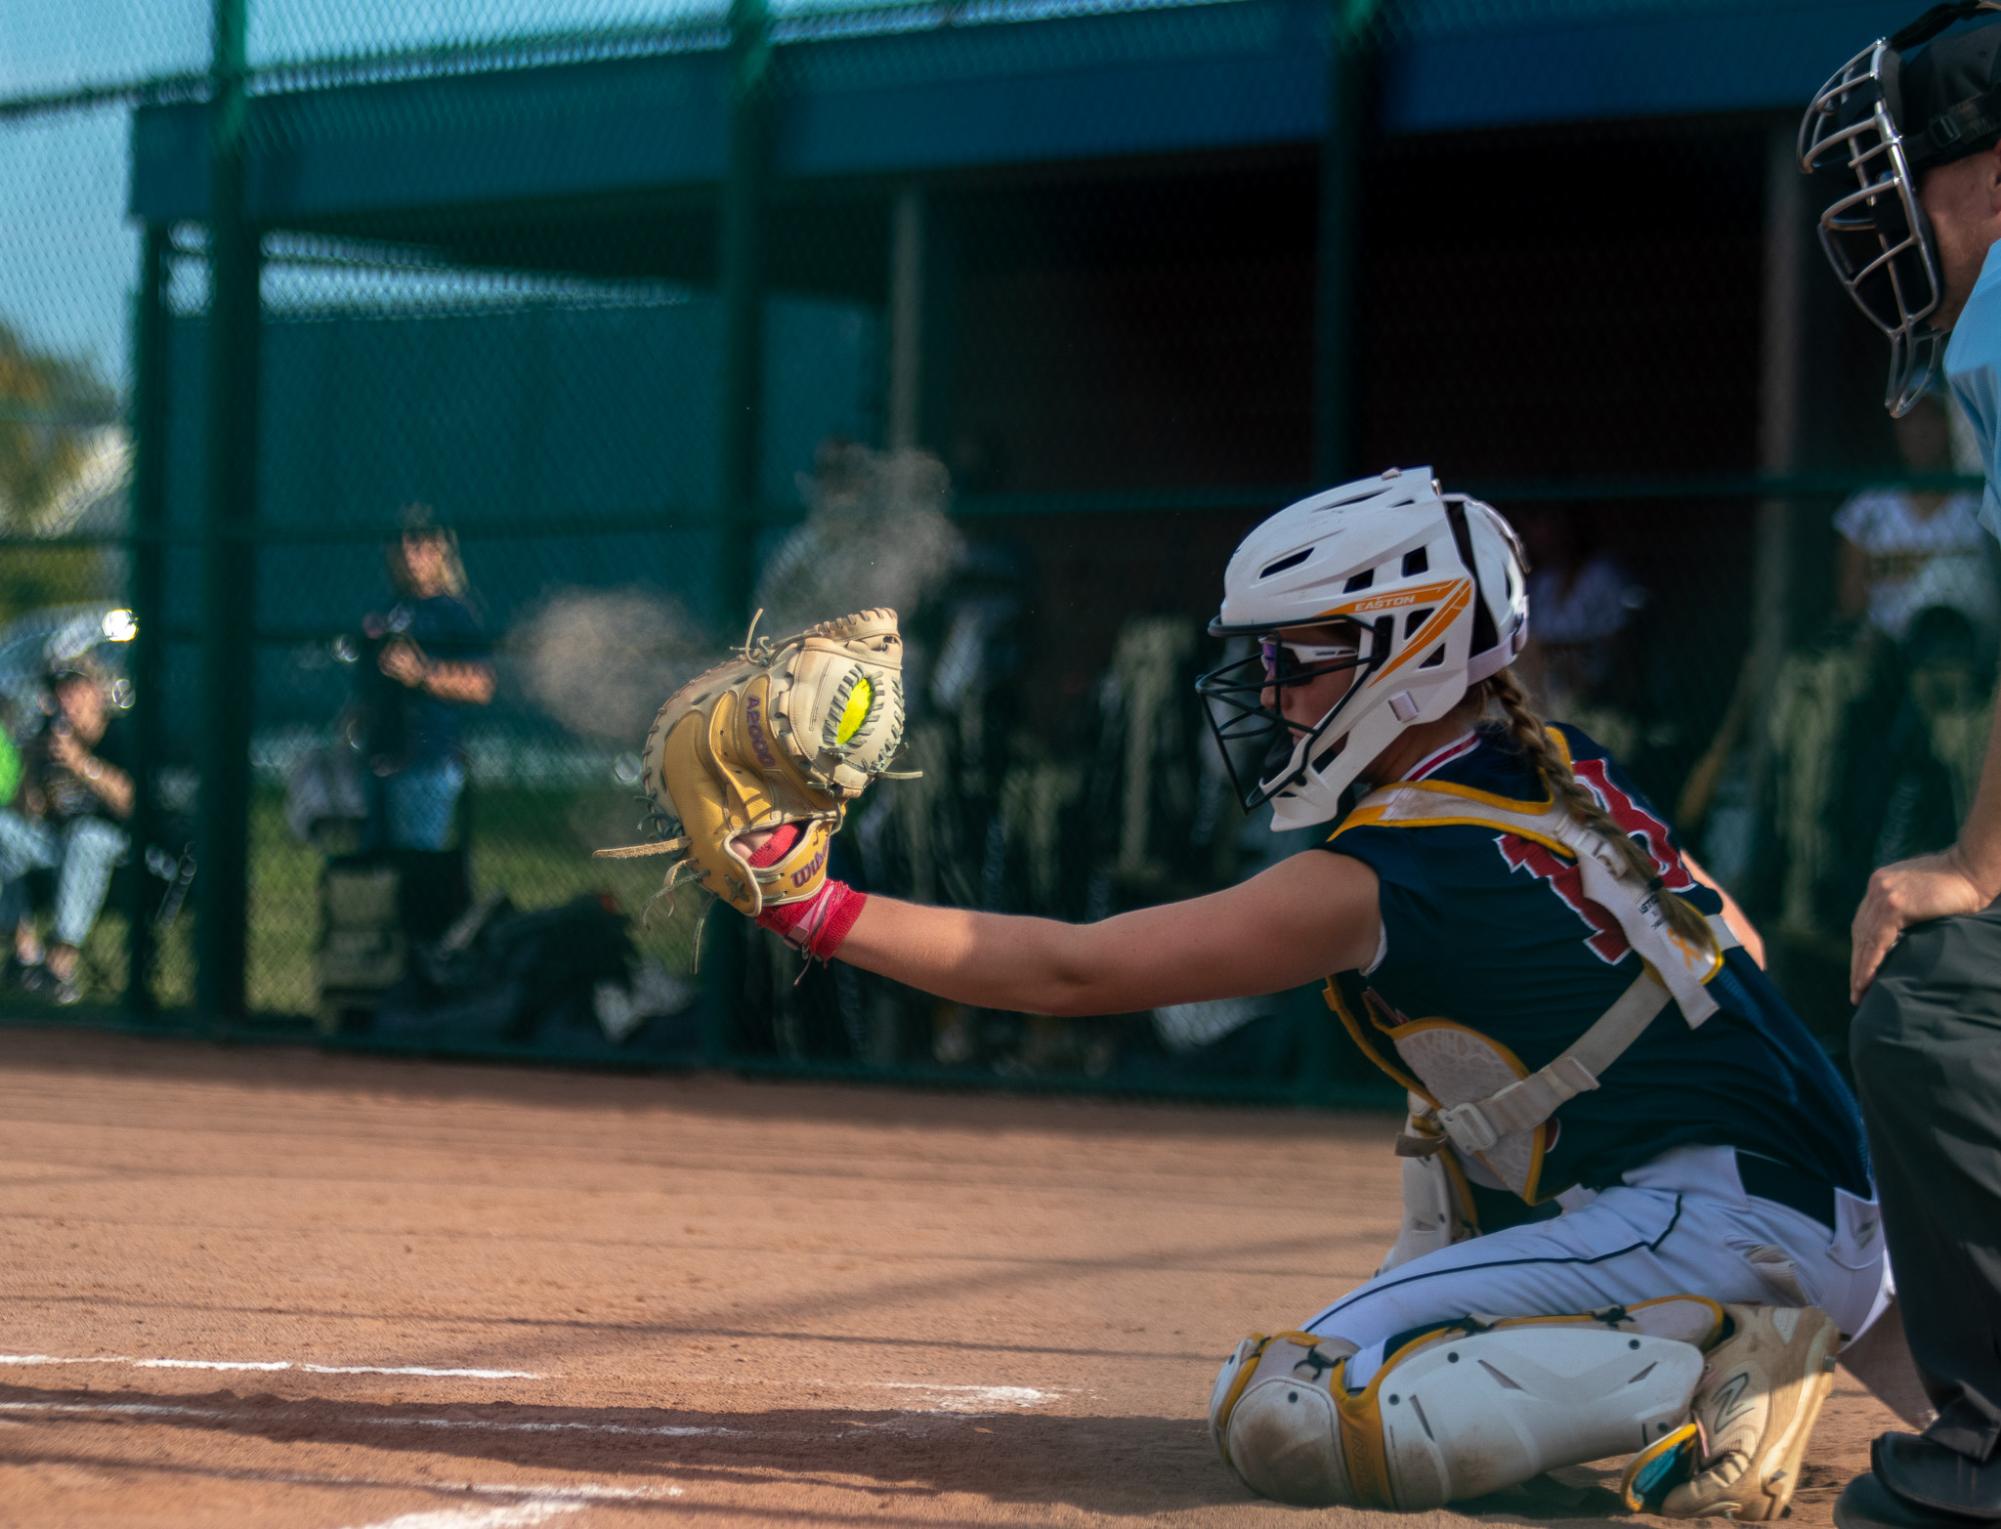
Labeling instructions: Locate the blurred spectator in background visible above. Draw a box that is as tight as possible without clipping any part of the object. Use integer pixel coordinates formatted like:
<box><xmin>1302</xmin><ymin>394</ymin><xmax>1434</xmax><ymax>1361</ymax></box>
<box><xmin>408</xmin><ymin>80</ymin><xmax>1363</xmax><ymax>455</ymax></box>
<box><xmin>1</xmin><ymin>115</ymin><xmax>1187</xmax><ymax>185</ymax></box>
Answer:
<box><xmin>1875</xmin><ymin>602</ymin><xmax>1995</xmax><ymax>869</ymax></box>
<box><xmin>356</xmin><ymin>505</ymin><xmax>493</xmax><ymax>852</ymax></box>
<box><xmin>1512</xmin><ymin>505</ymin><xmax>1647</xmax><ymax>756</ymax></box>
<box><xmin>1856</xmin><ymin>400</ymin><xmax>2000</xmax><ymax>871</ymax></box>
<box><xmin>1771</xmin><ymin>394</ymin><xmax>1999</xmax><ymax>922</ymax></box>
<box><xmin>1679</xmin><ymin>394</ymin><xmax>1999</xmax><ymax>1037</ymax></box>
<box><xmin>1834</xmin><ymin>393</ymin><xmax>1995</xmax><ymax>648</ymax></box>
<box><xmin>0</xmin><ymin>660</ymin><xmax>132</xmax><ymax>1003</ymax></box>
<box><xmin>1832</xmin><ymin>390</ymin><xmax>1992</xmax><ymax>648</ymax></box>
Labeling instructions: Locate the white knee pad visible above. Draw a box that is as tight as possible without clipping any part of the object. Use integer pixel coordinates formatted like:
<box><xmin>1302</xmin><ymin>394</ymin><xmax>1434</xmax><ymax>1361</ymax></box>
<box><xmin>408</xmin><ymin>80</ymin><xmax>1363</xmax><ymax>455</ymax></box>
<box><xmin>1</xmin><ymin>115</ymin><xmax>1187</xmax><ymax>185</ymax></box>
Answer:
<box><xmin>1208</xmin><ymin>1330</ymin><xmax>1360</xmax><ymax>1505</ymax></box>
<box><xmin>1208</xmin><ymin>1297</ymin><xmax>1721</xmax><ymax>1510</ymax></box>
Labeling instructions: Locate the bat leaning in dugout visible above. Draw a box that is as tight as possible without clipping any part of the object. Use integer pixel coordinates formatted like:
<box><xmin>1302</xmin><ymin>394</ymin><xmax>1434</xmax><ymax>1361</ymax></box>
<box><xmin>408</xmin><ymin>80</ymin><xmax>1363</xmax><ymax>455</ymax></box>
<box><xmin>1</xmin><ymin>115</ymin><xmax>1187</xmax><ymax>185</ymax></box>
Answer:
<box><xmin>601</xmin><ymin>469</ymin><xmax>1893</xmax><ymax>1519</ymax></box>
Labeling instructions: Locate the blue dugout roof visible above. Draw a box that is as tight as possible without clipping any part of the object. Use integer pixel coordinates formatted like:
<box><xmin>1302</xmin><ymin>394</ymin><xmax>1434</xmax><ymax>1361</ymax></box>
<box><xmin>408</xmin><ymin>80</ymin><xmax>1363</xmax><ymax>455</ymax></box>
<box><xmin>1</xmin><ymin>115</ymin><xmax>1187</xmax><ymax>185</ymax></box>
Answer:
<box><xmin>130</xmin><ymin>0</ymin><xmax>1921</xmax><ymax>225</ymax></box>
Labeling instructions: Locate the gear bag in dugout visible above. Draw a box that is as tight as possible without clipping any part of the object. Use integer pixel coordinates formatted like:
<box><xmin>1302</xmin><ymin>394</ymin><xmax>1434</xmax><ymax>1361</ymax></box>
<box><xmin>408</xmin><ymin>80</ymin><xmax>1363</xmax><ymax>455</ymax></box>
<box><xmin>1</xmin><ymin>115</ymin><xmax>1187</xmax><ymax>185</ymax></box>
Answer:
<box><xmin>1321</xmin><ymin>723</ymin><xmax>1871</xmax><ymax>1208</ymax></box>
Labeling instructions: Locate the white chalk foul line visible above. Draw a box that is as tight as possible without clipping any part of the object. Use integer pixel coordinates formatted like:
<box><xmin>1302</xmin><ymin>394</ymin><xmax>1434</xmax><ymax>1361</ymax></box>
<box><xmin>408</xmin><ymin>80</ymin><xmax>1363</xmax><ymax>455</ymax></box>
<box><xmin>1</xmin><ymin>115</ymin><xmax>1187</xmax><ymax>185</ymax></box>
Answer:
<box><xmin>139</xmin><ymin>1359</ymin><xmax>292</xmax><ymax>1372</ymax></box>
<box><xmin>436</xmin><ymin>1483</ymin><xmax>680</xmax><ymax>1504</ymax></box>
<box><xmin>338</xmin><ymin>1478</ymin><xmax>692</xmax><ymax>1529</ymax></box>
<box><xmin>347</xmin><ymin>1504</ymin><xmax>584</xmax><ymax>1529</ymax></box>
<box><xmin>0</xmin><ymin>1354</ymin><xmax>538</xmax><ymax>1380</ymax></box>
<box><xmin>328</xmin><ymin>1475</ymin><xmax>689</xmax><ymax>1529</ymax></box>
<box><xmin>304</xmin><ymin>1365</ymin><xmax>539</xmax><ymax>1379</ymax></box>
<box><xmin>0</xmin><ymin>1399</ymin><xmax>738</xmax><ymax>1439</ymax></box>
<box><xmin>873</xmin><ymin>1382</ymin><xmax>1053</xmax><ymax>1412</ymax></box>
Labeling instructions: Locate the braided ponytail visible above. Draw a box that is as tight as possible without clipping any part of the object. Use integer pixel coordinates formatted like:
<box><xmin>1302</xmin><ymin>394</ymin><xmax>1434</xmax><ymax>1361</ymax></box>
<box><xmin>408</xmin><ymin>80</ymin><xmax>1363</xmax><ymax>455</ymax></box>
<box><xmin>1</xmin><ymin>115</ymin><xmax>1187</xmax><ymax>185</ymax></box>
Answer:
<box><xmin>1484</xmin><ymin>670</ymin><xmax>1714</xmax><ymax>950</ymax></box>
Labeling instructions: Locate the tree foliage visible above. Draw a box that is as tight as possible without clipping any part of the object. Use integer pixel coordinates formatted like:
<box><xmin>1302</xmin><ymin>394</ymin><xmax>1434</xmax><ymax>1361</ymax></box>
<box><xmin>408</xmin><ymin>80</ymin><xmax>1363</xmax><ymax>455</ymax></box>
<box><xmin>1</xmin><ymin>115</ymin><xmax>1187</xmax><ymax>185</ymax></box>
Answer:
<box><xmin>0</xmin><ymin>321</ymin><xmax>119</xmax><ymax>624</ymax></box>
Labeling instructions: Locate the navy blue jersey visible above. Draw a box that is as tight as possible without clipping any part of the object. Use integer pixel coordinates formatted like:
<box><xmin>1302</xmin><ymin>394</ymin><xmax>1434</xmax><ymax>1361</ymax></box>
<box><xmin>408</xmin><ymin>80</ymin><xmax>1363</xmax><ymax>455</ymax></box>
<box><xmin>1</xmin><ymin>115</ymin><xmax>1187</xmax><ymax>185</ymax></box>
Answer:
<box><xmin>1322</xmin><ymin>723</ymin><xmax>1870</xmax><ymax>1202</ymax></box>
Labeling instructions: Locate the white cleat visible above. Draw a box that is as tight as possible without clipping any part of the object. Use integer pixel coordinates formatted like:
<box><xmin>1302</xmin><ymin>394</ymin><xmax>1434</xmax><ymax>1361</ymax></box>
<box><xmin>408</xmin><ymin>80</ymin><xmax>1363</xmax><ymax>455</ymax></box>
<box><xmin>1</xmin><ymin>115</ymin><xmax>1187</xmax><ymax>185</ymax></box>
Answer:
<box><xmin>1624</xmin><ymin>1303</ymin><xmax>1841</xmax><ymax>1522</ymax></box>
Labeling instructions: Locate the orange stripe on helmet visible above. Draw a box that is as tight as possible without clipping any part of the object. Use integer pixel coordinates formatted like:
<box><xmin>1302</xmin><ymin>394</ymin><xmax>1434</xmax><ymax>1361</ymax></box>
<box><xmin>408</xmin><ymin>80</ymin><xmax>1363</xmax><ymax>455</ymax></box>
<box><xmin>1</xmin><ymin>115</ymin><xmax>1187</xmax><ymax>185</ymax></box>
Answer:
<box><xmin>1374</xmin><ymin>580</ymin><xmax>1474</xmax><ymax>680</ymax></box>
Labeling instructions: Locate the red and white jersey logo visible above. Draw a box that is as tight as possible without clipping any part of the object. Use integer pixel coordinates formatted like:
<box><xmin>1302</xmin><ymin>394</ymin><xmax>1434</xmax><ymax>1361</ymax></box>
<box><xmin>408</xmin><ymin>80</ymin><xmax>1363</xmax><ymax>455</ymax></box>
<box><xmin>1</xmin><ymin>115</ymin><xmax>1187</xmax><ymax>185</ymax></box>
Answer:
<box><xmin>1496</xmin><ymin>760</ymin><xmax>1694</xmax><ymax>967</ymax></box>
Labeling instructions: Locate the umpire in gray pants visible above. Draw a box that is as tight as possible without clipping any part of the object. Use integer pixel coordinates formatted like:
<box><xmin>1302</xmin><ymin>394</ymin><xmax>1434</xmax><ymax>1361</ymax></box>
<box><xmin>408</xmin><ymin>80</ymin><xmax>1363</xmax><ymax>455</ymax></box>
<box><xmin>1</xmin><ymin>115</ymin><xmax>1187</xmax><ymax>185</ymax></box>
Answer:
<box><xmin>1802</xmin><ymin>5</ymin><xmax>2001</xmax><ymax>1525</ymax></box>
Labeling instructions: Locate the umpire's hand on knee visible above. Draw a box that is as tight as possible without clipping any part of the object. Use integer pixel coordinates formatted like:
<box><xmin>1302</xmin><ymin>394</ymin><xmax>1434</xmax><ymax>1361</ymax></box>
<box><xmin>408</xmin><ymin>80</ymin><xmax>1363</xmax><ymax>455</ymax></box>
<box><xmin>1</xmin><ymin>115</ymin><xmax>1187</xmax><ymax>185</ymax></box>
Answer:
<box><xmin>1851</xmin><ymin>848</ymin><xmax>1990</xmax><ymax>1003</ymax></box>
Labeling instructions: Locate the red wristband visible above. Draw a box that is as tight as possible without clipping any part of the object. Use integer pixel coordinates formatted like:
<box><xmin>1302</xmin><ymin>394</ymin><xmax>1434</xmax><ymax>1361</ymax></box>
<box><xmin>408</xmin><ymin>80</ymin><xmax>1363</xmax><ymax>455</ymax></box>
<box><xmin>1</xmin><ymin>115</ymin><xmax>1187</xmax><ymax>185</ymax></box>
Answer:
<box><xmin>745</xmin><ymin>823</ymin><xmax>865</xmax><ymax>961</ymax></box>
<box><xmin>757</xmin><ymin>879</ymin><xmax>867</xmax><ymax>961</ymax></box>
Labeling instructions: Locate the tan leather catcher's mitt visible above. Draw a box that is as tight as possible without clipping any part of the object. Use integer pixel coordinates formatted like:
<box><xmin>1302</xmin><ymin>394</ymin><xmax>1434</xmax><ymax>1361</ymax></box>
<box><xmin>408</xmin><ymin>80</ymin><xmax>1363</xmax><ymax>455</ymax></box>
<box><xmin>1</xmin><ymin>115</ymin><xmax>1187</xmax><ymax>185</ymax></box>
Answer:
<box><xmin>595</xmin><ymin>609</ymin><xmax>912</xmax><ymax>916</ymax></box>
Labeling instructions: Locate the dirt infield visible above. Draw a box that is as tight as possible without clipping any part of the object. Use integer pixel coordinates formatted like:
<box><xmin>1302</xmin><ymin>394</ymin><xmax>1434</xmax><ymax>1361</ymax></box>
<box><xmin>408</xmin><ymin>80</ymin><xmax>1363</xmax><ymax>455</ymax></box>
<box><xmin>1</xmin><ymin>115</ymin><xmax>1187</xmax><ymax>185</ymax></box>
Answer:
<box><xmin>0</xmin><ymin>1029</ymin><xmax>1905</xmax><ymax>1528</ymax></box>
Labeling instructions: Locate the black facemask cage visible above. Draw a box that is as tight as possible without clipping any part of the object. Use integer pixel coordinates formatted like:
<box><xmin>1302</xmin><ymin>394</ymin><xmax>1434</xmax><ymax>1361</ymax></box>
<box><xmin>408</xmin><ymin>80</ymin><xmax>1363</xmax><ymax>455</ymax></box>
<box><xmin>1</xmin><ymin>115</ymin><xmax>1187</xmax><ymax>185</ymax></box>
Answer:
<box><xmin>1195</xmin><ymin>622</ymin><xmax>1388</xmax><ymax>813</ymax></box>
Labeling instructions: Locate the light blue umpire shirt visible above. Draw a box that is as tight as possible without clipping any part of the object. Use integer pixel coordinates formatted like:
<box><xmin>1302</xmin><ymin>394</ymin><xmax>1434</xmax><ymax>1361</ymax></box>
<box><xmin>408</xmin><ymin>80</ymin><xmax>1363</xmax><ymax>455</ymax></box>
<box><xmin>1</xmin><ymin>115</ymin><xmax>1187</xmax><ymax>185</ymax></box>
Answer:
<box><xmin>1947</xmin><ymin>240</ymin><xmax>2001</xmax><ymax>543</ymax></box>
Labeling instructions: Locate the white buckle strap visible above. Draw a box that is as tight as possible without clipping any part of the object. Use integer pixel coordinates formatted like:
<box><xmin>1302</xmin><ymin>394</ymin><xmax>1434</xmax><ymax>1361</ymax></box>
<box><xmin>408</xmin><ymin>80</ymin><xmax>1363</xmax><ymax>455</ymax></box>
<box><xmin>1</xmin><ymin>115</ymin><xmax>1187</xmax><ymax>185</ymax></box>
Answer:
<box><xmin>1433</xmin><ymin>1101</ymin><xmax>1499</xmax><ymax>1156</ymax></box>
<box><xmin>1435</xmin><ymin>1053</ymin><xmax>1602</xmax><ymax>1156</ymax></box>
<box><xmin>1410</xmin><ymin>913</ymin><xmax>1740</xmax><ymax>1160</ymax></box>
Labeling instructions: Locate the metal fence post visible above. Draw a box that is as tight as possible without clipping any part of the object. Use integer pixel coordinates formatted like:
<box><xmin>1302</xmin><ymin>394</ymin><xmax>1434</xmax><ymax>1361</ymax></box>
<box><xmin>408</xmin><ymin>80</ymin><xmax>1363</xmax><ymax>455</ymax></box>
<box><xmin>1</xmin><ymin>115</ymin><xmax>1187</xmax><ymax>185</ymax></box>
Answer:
<box><xmin>887</xmin><ymin>184</ymin><xmax>925</xmax><ymax>453</ymax></box>
<box><xmin>1744</xmin><ymin>125</ymin><xmax>1810</xmax><ymax>828</ymax></box>
<box><xmin>195</xmin><ymin>0</ymin><xmax>261</xmax><ymax>1028</ymax></box>
<box><xmin>1298</xmin><ymin>0</ymin><xmax>1380</xmax><ymax>1097</ymax></box>
<box><xmin>125</xmin><ymin>223</ymin><xmax>171</xmax><ymax>1018</ymax></box>
<box><xmin>1312</xmin><ymin>0</ymin><xmax>1379</xmax><ymax>486</ymax></box>
<box><xmin>706</xmin><ymin>0</ymin><xmax>773</xmax><ymax>1066</ymax></box>
<box><xmin>718</xmin><ymin>0</ymin><xmax>771</xmax><ymax>632</ymax></box>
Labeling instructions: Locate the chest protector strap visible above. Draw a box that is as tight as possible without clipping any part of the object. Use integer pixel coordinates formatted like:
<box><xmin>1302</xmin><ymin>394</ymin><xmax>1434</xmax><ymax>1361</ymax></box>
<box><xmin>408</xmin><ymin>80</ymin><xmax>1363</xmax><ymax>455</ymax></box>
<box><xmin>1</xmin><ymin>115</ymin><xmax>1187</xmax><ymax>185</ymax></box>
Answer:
<box><xmin>1341</xmin><ymin>781</ymin><xmax>1738</xmax><ymax>1176</ymax></box>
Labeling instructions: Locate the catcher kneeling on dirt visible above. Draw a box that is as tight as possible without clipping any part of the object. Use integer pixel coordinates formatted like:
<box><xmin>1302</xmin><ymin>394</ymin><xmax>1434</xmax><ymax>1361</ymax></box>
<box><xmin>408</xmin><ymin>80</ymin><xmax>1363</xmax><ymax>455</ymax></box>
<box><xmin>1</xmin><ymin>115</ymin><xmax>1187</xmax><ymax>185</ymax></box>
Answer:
<box><xmin>602</xmin><ymin>469</ymin><xmax>1891</xmax><ymax>1518</ymax></box>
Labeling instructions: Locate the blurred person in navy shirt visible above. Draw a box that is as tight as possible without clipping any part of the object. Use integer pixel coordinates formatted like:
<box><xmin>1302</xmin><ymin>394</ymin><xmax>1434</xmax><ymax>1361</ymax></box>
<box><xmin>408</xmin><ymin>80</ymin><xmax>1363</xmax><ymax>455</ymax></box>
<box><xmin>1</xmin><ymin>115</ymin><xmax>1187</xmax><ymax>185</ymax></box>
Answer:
<box><xmin>357</xmin><ymin>506</ymin><xmax>494</xmax><ymax>851</ymax></box>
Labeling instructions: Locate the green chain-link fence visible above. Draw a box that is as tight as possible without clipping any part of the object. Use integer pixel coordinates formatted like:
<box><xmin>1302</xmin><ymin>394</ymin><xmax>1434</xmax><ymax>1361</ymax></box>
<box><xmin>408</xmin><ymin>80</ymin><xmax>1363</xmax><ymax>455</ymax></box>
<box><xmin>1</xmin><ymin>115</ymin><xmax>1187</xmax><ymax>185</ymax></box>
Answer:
<box><xmin>0</xmin><ymin>0</ymin><xmax>1974</xmax><ymax>1100</ymax></box>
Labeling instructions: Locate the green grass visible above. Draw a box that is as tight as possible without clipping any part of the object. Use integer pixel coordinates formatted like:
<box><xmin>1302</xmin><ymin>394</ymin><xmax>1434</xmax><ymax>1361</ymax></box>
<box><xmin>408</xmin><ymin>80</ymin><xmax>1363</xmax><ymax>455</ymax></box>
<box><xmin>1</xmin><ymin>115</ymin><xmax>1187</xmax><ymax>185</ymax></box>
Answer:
<box><xmin>72</xmin><ymin>784</ymin><xmax>702</xmax><ymax>1020</ymax></box>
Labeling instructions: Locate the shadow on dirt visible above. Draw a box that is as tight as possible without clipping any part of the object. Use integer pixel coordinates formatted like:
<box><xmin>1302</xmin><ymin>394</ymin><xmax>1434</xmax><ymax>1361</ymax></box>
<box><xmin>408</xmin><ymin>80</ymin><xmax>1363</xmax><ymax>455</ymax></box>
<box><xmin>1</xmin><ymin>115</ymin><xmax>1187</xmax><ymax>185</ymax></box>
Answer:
<box><xmin>3</xmin><ymin>1381</ymin><xmax>1234</xmax><ymax>1518</ymax></box>
<box><xmin>0</xmin><ymin>1379</ymin><xmax>1828</xmax><ymax>1525</ymax></box>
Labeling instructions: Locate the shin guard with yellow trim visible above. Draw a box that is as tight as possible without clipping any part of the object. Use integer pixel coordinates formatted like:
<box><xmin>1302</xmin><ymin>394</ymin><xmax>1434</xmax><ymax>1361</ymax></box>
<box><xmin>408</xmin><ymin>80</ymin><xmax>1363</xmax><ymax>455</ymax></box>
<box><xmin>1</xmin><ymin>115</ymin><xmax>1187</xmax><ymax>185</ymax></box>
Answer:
<box><xmin>1208</xmin><ymin>1297</ymin><xmax>1723</xmax><ymax>1510</ymax></box>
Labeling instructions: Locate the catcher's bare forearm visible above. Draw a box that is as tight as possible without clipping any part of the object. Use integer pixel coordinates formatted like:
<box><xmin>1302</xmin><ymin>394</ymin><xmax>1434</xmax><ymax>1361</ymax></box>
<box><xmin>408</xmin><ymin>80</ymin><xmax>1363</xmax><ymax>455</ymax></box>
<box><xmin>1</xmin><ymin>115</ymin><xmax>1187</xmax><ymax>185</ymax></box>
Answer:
<box><xmin>835</xmin><ymin>899</ymin><xmax>1106</xmax><ymax>1015</ymax></box>
<box><xmin>833</xmin><ymin>851</ymin><xmax>1381</xmax><ymax>1017</ymax></box>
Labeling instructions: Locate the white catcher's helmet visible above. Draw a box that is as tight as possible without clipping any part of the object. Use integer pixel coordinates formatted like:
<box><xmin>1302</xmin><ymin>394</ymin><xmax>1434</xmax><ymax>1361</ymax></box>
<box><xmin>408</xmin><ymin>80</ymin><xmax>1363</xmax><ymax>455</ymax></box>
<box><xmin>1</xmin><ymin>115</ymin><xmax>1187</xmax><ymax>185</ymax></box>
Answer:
<box><xmin>1195</xmin><ymin>467</ymin><xmax>1529</xmax><ymax>830</ymax></box>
